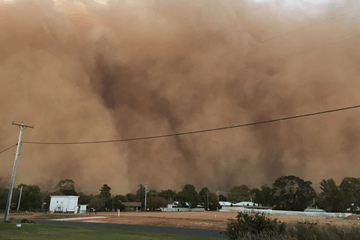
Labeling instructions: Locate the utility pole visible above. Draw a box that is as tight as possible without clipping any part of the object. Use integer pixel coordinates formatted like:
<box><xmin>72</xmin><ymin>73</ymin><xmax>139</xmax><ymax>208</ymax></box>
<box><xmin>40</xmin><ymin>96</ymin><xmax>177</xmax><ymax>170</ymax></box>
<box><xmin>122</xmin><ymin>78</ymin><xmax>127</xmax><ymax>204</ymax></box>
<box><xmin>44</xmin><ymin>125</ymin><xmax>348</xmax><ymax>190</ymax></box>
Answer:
<box><xmin>144</xmin><ymin>182</ymin><xmax>148</xmax><ymax>212</ymax></box>
<box><xmin>4</xmin><ymin>121</ymin><xmax>34</xmax><ymax>222</ymax></box>
<box><xmin>112</xmin><ymin>195</ymin><xmax>114</xmax><ymax>212</ymax></box>
<box><xmin>17</xmin><ymin>185</ymin><xmax>23</xmax><ymax>212</ymax></box>
<box><xmin>206</xmin><ymin>192</ymin><xmax>209</xmax><ymax>211</ymax></box>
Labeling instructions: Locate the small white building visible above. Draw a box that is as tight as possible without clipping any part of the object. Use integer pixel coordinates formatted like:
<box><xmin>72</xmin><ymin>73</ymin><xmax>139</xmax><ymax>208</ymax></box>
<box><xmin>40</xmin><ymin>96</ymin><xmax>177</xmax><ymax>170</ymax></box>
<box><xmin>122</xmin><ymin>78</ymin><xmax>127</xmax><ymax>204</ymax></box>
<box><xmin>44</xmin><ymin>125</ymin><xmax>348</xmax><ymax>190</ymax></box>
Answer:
<box><xmin>50</xmin><ymin>196</ymin><xmax>79</xmax><ymax>213</ymax></box>
<box><xmin>79</xmin><ymin>204</ymin><xmax>88</xmax><ymax>214</ymax></box>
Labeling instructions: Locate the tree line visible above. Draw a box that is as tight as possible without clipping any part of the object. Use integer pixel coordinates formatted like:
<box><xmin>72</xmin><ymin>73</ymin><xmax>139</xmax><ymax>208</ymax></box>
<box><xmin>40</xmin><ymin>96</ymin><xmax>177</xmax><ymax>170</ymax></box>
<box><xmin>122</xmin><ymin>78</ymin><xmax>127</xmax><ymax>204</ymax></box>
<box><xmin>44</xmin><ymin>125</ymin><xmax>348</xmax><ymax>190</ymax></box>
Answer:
<box><xmin>0</xmin><ymin>175</ymin><xmax>359</xmax><ymax>213</ymax></box>
<box><xmin>227</xmin><ymin>176</ymin><xmax>360</xmax><ymax>213</ymax></box>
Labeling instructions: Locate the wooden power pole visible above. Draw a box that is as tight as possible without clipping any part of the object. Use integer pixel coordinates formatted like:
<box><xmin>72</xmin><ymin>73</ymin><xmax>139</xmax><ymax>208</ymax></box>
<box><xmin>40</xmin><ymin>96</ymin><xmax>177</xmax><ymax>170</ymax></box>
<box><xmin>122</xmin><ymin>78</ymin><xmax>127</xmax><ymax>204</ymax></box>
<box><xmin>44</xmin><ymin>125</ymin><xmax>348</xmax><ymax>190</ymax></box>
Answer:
<box><xmin>4</xmin><ymin>122</ymin><xmax>33</xmax><ymax>222</ymax></box>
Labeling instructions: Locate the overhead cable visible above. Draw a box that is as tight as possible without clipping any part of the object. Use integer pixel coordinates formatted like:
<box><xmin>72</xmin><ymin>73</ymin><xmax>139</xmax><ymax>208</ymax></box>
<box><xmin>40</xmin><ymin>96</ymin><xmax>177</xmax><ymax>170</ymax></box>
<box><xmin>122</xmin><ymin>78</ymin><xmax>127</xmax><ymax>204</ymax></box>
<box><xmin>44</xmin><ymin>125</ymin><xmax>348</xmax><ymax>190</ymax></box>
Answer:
<box><xmin>0</xmin><ymin>144</ymin><xmax>17</xmax><ymax>155</ymax></box>
<box><xmin>216</xmin><ymin>7</ymin><xmax>360</xmax><ymax>60</ymax></box>
<box><xmin>22</xmin><ymin>104</ymin><xmax>360</xmax><ymax>145</ymax></box>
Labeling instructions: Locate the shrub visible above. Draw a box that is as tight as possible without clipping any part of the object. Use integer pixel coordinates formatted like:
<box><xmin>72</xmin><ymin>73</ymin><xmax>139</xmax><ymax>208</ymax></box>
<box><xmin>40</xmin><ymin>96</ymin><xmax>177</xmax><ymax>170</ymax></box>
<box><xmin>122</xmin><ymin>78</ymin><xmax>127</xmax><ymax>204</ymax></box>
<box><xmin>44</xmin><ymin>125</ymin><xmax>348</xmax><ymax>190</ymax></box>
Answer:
<box><xmin>88</xmin><ymin>197</ymin><xmax>105</xmax><ymax>211</ymax></box>
<box><xmin>223</xmin><ymin>214</ymin><xmax>360</xmax><ymax>240</ymax></box>
<box><xmin>20</xmin><ymin>219</ymin><xmax>36</xmax><ymax>224</ymax></box>
<box><xmin>287</xmin><ymin>222</ymin><xmax>360</xmax><ymax>240</ymax></box>
<box><xmin>223</xmin><ymin>213</ymin><xmax>286</xmax><ymax>239</ymax></box>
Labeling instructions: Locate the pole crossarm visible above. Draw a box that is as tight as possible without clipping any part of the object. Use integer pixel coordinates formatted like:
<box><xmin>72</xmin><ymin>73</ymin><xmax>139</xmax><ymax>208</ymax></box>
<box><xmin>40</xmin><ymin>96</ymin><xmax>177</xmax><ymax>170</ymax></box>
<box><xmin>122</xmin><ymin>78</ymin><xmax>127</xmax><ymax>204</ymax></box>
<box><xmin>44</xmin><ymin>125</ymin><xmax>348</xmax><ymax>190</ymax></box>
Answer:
<box><xmin>12</xmin><ymin>121</ymin><xmax>34</xmax><ymax>128</ymax></box>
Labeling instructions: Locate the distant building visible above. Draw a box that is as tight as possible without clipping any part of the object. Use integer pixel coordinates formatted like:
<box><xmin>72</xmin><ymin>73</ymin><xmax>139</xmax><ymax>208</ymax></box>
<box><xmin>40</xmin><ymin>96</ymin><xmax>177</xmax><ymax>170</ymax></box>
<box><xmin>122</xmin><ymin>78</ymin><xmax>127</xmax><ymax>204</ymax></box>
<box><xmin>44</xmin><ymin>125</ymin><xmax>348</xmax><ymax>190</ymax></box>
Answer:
<box><xmin>233</xmin><ymin>201</ymin><xmax>258</xmax><ymax>207</ymax></box>
<box><xmin>78</xmin><ymin>204</ymin><xmax>88</xmax><ymax>214</ymax></box>
<box><xmin>166</xmin><ymin>203</ymin><xmax>205</xmax><ymax>212</ymax></box>
<box><xmin>219</xmin><ymin>201</ymin><xmax>259</xmax><ymax>207</ymax></box>
<box><xmin>122</xmin><ymin>202</ymin><xmax>142</xmax><ymax>212</ymax></box>
<box><xmin>49</xmin><ymin>196</ymin><xmax>79</xmax><ymax>213</ymax></box>
<box><xmin>219</xmin><ymin>201</ymin><xmax>232</xmax><ymax>207</ymax></box>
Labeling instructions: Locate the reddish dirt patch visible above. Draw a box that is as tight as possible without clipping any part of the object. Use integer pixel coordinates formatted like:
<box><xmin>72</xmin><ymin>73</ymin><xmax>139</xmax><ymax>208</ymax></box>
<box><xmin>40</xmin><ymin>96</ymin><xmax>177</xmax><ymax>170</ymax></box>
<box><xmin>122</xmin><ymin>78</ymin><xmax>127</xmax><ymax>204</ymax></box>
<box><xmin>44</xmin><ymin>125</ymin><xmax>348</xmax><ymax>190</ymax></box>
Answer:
<box><xmin>346</xmin><ymin>215</ymin><xmax>360</xmax><ymax>220</ymax></box>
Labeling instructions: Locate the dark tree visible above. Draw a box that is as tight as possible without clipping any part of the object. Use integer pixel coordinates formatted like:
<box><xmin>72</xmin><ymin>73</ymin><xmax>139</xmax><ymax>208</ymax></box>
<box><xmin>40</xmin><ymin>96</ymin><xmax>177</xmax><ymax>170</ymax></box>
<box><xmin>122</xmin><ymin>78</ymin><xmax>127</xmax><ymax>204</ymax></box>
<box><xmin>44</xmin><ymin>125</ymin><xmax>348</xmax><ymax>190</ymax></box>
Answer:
<box><xmin>178</xmin><ymin>184</ymin><xmax>200</xmax><ymax>208</ymax></box>
<box><xmin>251</xmin><ymin>185</ymin><xmax>272</xmax><ymax>206</ymax></box>
<box><xmin>99</xmin><ymin>184</ymin><xmax>111</xmax><ymax>199</ymax></box>
<box><xmin>104</xmin><ymin>197</ymin><xmax>113</xmax><ymax>210</ymax></box>
<box><xmin>104</xmin><ymin>195</ymin><xmax>126</xmax><ymax>211</ymax></box>
<box><xmin>112</xmin><ymin>196</ymin><xmax>126</xmax><ymax>211</ymax></box>
<box><xmin>318</xmin><ymin>179</ymin><xmax>347</xmax><ymax>212</ymax></box>
<box><xmin>271</xmin><ymin>175</ymin><xmax>316</xmax><ymax>211</ymax></box>
<box><xmin>114</xmin><ymin>194</ymin><xmax>128</xmax><ymax>203</ymax></box>
<box><xmin>209</xmin><ymin>192</ymin><xmax>221</xmax><ymax>210</ymax></box>
<box><xmin>219</xmin><ymin>194</ymin><xmax>227</xmax><ymax>201</ymax></box>
<box><xmin>78</xmin><ymin>192</ymin><xmax>95</xmax><ymax>205</ymax></box>
<box><xmin>136</xmin><ymin>184</ymin><xmax>146</xmax><ymax>203</ymax></box>
<box><xmin>159</xmin><ymin>189</ymin><xmax>176</xmax><ymax>202</ymax></box>
<box><xmin>0</xmin><ymin>178</ymin><xmax>9</xmax><ymax>210</ymax></box>
<box><xmin>88</xmin><ymin>197</ymin><xmax>105</xmax><ymax>211</ymax></box>
<box><xmin>199</xmin><ymin>187</ymin><xmax>210</xmax><ymax>209</ymax></box>
<box><xmin>147</xmin><ymin>196</ymin><xmax>168</xmax><ymax>210</ymax></box>
<box><xmin>160</xmin><ymin>189</ymin><xmax>176</xmax><ymax>201</ymax></box>
<box><xmin>339</xmin><ymin>177</ymin><xmax>360</xmax><ymax>212</ymax></box>
<box><xmin>147</xmin><ymin>189</ymin><xmax>158</xmax><ymax>197</ymax></box>
<box><xmin>56</xmin><ymin>179</ymin><xmax>77</xmax><ymax>196</ymax></box>
<box><xmin>16</xmin><ymin>184</ymin><xmax>42</xmax><ymax>211</ymax></box>
<box><xmin>126</xmin><ymin>193</ymin><xmax>137</xmax><ymax>202</ymax></box>
<box><xmin>228</xmin><ymin>185</ymin><xmax>251</xmax><ymax>203</ymax></box>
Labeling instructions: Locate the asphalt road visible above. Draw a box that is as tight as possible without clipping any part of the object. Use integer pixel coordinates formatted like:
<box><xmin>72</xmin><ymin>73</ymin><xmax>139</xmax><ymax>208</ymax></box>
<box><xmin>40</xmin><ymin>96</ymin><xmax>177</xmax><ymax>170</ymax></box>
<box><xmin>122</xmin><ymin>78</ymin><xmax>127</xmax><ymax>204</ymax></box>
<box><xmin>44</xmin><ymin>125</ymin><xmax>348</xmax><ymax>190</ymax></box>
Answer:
<box><xmin>3</xmin><ymin>218</ymin><xmax>227</xmax><ymax>239</ymax></box>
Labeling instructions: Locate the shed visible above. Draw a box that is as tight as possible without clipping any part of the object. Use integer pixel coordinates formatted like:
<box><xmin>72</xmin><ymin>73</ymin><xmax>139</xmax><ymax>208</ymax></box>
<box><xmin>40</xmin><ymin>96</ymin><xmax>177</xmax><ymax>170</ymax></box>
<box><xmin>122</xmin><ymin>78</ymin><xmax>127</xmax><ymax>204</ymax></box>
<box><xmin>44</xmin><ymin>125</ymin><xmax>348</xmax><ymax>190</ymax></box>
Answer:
<box><xmin>79</xmin><ymin>204</ymin><xmax>88</xmax><ymax>214</ymax></box>
<box><xmin>122</xmin><ymin>202</ymin><xmax>142</xmax><ymax>212</ymax></box>
<box><xmin>49</xmin><ymin>196</ymin><xmax>79</xmax><ymax>213</ymax></box>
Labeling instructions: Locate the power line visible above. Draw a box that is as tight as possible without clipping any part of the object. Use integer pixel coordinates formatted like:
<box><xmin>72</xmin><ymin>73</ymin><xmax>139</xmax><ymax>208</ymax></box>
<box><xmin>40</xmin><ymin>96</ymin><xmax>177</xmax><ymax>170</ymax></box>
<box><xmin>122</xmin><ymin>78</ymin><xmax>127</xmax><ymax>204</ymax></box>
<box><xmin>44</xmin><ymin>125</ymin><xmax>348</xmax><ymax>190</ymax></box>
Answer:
<box><xmin>21</xmin><ymin>8</ymin><xmax>360</xmax><ymax>147</ymax></box>
<box><xmin>276</xmin><ymin>30</ymin><xmax>360</xmax><ymax>60</ymax></box>
<box><xmin>22</xmin><ymin>104</ymin><xmax>360</xmax><ymax>145</ymax></box>
<box><xmin>0</xmin><ymin>144</ymin><xmax>17</xmax><ymax>155</ymax></box>
<box><xmin>215</xmin><ymin>7</ymin><xmax>360</xmax><ymax>60</ymax></box>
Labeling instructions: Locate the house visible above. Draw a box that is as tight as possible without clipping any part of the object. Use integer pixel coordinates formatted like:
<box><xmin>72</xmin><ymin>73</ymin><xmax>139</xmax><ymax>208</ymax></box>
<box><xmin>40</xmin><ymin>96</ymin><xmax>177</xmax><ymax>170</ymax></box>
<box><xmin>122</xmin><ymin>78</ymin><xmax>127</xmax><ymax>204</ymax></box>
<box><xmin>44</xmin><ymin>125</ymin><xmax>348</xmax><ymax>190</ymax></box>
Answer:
<box><xmin>49</xmin><ymin>196</ymin><xmax>79</xmax><ymax>213</ymax></box>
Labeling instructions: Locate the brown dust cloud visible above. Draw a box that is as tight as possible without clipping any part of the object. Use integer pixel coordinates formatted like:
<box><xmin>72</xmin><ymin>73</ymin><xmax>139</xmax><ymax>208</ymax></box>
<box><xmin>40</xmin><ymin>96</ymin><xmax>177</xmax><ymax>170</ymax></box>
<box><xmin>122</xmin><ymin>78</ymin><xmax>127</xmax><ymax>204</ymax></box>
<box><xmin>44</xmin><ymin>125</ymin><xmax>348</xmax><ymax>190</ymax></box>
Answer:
<box><xmin>1</xmin><ymin>0</ymin><xmax>360</xmax><ymax>194</ymax></box>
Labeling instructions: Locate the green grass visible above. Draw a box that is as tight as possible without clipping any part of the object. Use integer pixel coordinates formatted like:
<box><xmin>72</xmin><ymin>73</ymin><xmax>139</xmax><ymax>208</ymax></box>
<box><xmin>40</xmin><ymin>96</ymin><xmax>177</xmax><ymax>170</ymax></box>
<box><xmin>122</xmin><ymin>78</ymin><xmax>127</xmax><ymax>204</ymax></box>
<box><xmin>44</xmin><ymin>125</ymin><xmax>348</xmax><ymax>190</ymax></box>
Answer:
<box><xmin>0</xmin><ymin>222</ymin><xmax>217</xmax><ymax>240</ymax></box>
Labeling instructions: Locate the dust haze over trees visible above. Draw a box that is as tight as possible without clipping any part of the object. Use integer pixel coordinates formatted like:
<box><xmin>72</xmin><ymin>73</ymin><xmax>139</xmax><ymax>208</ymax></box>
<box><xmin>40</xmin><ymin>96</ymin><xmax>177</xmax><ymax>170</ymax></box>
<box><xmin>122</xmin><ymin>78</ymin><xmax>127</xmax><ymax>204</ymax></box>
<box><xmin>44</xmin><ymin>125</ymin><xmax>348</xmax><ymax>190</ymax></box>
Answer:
<box><xmin>0</xmin><ymin>175</ymin><xmax>359</xmax><ymax>212</ymax></box>
<box><xmin>1</xmin><ymin>0</ymin><xmax>360</xmax><ymax>193</ymax></box>
<box><xmin>55</xmin><ymin>179</ymin><xmax>77</xmax><ymax>196</ymax></box>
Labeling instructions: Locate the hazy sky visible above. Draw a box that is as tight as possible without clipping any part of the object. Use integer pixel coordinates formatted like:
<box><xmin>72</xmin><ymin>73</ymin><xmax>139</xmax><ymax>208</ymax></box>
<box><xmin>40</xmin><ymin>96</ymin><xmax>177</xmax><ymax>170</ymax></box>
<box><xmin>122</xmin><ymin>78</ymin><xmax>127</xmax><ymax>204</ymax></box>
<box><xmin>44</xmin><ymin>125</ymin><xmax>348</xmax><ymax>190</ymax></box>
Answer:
<box><xmin>1</xmin><ymin>0</ymin><xmax>360</xmax><ymax>194</ymax></box>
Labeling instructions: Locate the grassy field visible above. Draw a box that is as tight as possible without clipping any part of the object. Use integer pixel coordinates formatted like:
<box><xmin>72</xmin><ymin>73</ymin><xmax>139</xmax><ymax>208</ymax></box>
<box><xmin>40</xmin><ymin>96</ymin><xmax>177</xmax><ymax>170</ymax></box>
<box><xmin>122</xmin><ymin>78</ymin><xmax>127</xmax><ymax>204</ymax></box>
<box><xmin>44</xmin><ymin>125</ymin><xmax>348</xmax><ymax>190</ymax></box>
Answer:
<box><xmin>0</xmin><ymin>223</ymin><xmax>217</xmax><ymax>240</ymax></box>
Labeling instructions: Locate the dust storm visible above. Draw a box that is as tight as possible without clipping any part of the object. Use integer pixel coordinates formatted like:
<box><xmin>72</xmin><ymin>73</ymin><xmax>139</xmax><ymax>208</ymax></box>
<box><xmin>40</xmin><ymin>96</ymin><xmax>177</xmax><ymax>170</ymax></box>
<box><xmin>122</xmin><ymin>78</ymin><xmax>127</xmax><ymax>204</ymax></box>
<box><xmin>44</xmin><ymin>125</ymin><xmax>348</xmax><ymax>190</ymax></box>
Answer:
<box><xmin>1</xmin><ymin>0</ymin><xmax>360</xmax><ymax>193</ymax></box>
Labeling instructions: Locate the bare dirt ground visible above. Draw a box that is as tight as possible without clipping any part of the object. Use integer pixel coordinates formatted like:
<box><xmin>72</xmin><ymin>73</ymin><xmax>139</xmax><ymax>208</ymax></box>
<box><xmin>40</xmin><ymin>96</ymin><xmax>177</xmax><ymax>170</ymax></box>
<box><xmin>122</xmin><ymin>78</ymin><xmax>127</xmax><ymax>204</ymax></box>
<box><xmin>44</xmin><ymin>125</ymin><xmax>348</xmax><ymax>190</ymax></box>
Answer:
<box><xmin>8</xmin><ymin>211</ymin><xmax>360</xmax><ymax>230</ymax></box>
